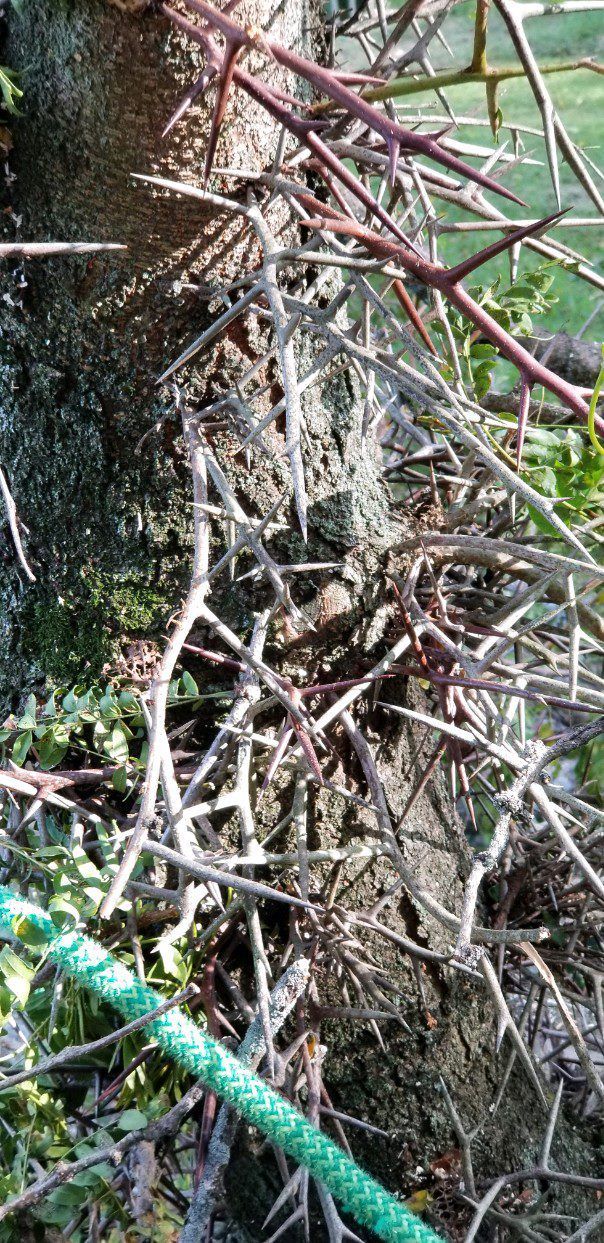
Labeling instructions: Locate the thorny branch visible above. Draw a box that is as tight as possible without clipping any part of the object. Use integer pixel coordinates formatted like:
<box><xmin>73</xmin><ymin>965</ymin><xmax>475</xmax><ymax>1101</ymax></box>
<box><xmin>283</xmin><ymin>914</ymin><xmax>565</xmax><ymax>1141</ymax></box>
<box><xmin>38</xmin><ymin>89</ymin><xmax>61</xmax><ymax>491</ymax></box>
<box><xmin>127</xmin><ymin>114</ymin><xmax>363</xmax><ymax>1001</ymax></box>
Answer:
<box><xmin>2</xmin><ymin>0</ymin><xmax>604</xmax><ymax>1239</ymax></box>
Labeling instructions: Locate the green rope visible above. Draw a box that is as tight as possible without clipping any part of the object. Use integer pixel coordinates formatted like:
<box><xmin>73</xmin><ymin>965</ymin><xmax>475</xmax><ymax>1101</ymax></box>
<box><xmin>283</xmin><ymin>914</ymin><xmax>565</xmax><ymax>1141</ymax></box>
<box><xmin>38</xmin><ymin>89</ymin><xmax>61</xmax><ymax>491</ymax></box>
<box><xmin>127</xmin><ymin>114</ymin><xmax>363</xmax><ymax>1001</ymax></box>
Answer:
<box><xmin>0</xmin><ymin>887</ymin><xmax>444</xmax><ymax>1243</ymax></box>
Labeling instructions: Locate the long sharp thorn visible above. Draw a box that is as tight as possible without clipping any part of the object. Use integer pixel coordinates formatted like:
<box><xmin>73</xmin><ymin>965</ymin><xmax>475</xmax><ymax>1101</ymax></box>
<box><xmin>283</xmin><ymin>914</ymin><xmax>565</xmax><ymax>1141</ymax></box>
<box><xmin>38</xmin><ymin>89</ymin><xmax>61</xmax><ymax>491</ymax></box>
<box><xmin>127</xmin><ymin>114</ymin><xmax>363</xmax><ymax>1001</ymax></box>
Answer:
<box><xmin>464</xmin><ymin>794</ymin><xmax>477</xmax><ymax>832</ymax></box>
<box><xmin>233</xmin><ymin>62</ymin><xmax>418</xmax><ymax>252</ymax></box>
<box><xmin>480</xmin><ymin>958</ymin><xmax>546</xmax><ymax>1103</ymax></box>
<box><xmin>509</xmin><ymin>239</ymin><xmax>521</xmax><ymax>284</ymax></box>
<box><xmin>516</xmin><ymin>375</ymin><xmax>532</xmax><ymax>470</ymax></box>
<box><xmin>172</xmin><ymin>0</ymin><xmax>526</xmax><ymax>205</ymax></box>
<box><xmin>290</xmin><ymin>716</ymin><xmax>324</xmax><ymax>784</ymax></box>
<box><xmin>543</xmin><ymin>98</ymin><xmax>562</xmax><ymax>210</ymax></box>
<box><xmin>289</xmin><ymin>439</ymin><xmax>308</xmax><ymax>542</ymax></box>
<box><xmin>387</xmin><ymin>135</ymin><xmax>400</xmax><ymax>186</ymax></box>
<box><xmin>426</xmin><ymin>124</ymin><xmax>455</xmax><ymax>142</ymax></box>
<box><xmin>162</xmin><ymin>4</ymin><xmax>213</xmax><ymax>48</ymax></box>
<box><xmin>495</xmin><ymin>1009</ymin><xmax>507</xmax><ymax>1052</ymax></box>
<box><xmin>447</xmin><ymin>209</ymin><xmax>568</xmax><ymax>285</ymax></box>
<box><xmin>332</xmin><ymin>71</ymin><xmax>385</xmax><ymax>86</ymax></box>
<box><xmin>400</xmin><ymin>132</ymin><xmax>525</xmax><ymax>207</ymax></box>
<box><xmin>204</xmin><ymin>44</ymin><xmax>240</xmax><ymax>184</ymax></box>
<box><xmin>163</xmin><ymin>71</ymin><xmax>211</xmax><ymax>137</ymax></box>
<box><xmin>392</xmin><ymin>279</ymin><xmax>437</xmax><ymax>355</ymax></box>
<box><xmin>293</xmin><ymin>208</ymin><xmax>599</xmax><ymax>447</ymax></box>
<box><xmin>259</xmin><ymin>726</ymin><xmax>294</xmax><ymax>798</ymax></box>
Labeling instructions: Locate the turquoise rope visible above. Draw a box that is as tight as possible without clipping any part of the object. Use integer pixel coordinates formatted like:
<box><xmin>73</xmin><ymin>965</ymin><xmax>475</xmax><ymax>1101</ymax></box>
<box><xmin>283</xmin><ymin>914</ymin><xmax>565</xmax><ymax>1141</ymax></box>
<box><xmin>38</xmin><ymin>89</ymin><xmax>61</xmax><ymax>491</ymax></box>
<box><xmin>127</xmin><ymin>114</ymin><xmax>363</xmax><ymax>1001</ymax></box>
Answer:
<box><xmin>0</xmin><ymin>887</ymin><xmax>444</xmax><ymax>1243</ymax></box>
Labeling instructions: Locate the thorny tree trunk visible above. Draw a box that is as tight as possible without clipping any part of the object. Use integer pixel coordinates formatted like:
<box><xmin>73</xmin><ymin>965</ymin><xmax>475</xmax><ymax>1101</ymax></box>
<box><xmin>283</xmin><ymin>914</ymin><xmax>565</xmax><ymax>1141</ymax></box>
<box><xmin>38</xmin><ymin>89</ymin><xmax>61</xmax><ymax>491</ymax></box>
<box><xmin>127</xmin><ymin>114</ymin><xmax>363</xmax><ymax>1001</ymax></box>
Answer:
<box><xmin>0</xmin><ymin>2</ymin><xmax>600</xmax><ymax>1239</ymax></box>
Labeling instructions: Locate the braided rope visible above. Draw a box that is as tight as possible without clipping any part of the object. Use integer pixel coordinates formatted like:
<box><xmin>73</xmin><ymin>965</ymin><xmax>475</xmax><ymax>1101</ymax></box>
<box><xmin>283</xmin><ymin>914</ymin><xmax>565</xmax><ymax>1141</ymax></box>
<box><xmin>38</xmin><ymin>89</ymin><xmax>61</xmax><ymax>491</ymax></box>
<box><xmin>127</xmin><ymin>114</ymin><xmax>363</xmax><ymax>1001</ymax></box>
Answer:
<box><xmin>0</xmin><ymin>887</ymin><xmax>444</xmax><ymax>1243</ymax></box>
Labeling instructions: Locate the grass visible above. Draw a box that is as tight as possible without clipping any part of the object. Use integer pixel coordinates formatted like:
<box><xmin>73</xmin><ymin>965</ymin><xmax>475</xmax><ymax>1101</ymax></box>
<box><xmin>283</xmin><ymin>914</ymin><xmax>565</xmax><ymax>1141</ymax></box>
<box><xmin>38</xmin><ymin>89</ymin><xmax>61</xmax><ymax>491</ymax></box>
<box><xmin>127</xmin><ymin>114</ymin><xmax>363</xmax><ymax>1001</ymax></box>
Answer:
<box><xmin>400</xmin><ymin>4</ymin><xmax>604</xmax><ymax>342</ymax></box>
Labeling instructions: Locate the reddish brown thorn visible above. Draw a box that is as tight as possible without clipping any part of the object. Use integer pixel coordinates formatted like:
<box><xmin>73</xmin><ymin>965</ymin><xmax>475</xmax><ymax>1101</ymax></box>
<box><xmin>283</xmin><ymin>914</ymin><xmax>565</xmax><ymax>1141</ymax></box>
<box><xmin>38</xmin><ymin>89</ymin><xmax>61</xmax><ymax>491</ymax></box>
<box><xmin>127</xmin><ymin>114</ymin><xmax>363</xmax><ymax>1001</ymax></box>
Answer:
<box><xmin>293</xmin><ymin>190</ymin><xmax>349</xmax><ymax>222</ymax></box>
<box><xmin>396</xmin><ymin>738</ymin><xmax>447</xmax><ymax>827</ymax></box>
<box><xmin>162</xmin><ymin>71</ymin><xmax>212</xmax><ymax>137</ymax></box>
<box><xmin>175</xmin><ymin>0</ymin><xmax>526</xmax><ymax>205</ymax></box>
<box><xmin>299</xmin><ymin>674</ymin><xmax>394</xmax><ymax>697</ymax></box>
<box><xmin>204</xmin><ymin>43</ymin><xmax>241</xmax><ymax>184</ymax></box>
<box><xmin>334</xmin><ymin>71</ymin><xmax>385</xmax><ymax>86</ymax></box>
<box><xmin>463</xmin><ymin>793</ymin><xmax>478</xmax><ymax>831</ymax></box>
<box><xmin>293</xmin><ymin>208</ymin><xmax>595</xmax><ymax>428</ymax></box>
<box><xmin>177</xmin><ymin>0</ymin><xmax>246</xmax><ymax>48</ymax></box>
<box><xmin>289</xmin><ymin>714</ymin><xmax>324</xmax><ymax>784</ymax></box>
<box><xmin>446</xmin><ymin>209</ymin><xmax>568</xmax><ymax>285</ymax></box>
<box><xmin>392</xmin><ymin>278</ymin><xmax>437</xmax><ymax>355</ymax></box>
<box><xmin>391</xmin><ymin>664</ymin><xmax>597</xmax><ymax>714</ymax></box>
<box><xmin>268</xmin><ymin>83</ymin><xmax>316</xmax><ymax>110</ymax></box>
<box><xmin>426</xmin><ymin>124</ymin><xmax>455</xmax><ymax>142</ymax></box>
<box><xmin>306</xmin><ymin>129</ymin><xmax>417</xmax><ymax>246</ymax></box>
<box><xmin>182</xmin><ymin>642</ymin><xmax>246</xmax><ymax>673</ymax></box>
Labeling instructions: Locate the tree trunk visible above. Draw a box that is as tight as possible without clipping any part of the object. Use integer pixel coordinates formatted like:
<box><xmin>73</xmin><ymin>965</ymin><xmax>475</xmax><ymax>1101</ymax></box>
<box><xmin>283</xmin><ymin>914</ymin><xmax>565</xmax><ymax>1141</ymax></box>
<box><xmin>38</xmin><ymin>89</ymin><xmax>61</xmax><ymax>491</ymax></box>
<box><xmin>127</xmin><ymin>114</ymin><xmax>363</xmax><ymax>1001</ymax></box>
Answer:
<box><xmin>1</xmin><ymin>3</ymin><xmax>600</xmax><ymax>1240</ymax></box>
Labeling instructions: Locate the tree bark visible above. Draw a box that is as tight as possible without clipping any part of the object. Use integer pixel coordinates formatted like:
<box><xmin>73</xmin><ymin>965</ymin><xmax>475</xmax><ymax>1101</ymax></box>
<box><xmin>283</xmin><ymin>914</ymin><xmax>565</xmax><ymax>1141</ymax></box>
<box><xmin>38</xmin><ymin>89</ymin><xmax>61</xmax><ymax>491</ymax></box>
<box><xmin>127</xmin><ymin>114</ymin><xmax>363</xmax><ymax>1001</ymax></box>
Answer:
<box><xmin>523</xmin><ymin>332</ymin><xmax>602</xmax><ymax>388</ymax></box>
<box><xmin>1</xmin><ymin>3</ymin><xmax>600</xmax><ymax>1240</ymax></box>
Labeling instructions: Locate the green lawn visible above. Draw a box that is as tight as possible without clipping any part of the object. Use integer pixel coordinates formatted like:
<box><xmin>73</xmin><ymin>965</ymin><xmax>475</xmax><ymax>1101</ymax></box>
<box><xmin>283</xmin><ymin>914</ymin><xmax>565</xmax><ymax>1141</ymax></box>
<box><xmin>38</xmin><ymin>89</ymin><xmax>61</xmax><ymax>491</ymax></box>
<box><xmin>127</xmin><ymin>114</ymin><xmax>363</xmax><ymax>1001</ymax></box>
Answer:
<box><xmin>408</xmin><ymin>4</ymin><xmax>604</xmax><ymax>340</ymax></box>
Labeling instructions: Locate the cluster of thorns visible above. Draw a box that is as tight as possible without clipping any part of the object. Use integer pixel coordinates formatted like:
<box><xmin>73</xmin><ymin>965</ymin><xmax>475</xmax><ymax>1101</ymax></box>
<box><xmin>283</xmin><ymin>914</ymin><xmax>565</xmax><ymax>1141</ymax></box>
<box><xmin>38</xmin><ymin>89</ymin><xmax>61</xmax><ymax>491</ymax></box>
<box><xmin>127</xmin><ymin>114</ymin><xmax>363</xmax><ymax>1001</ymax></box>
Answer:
<box><xmin>2</xmin><ymin>0</ymin><xmax>604</xmax><ymax>1239</ymax></box>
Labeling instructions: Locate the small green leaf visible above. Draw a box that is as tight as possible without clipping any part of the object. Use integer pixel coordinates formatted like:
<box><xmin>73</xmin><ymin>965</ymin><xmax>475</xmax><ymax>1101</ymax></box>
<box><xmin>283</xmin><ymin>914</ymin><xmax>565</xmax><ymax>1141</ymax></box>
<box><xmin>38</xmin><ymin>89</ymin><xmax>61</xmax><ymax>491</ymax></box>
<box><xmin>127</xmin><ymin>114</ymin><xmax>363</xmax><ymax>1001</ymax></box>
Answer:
<box><xmin>116</xmin><ymin>1109</ymin><xmax>148</xmax><ymax>1131</ymax></box>
<box><xmin>12</xmin><ymin>915</ymin><xmax>50</xmax><ymax>948</ymax></box>
<box><xmin>111</xmin><ymin>765</ymin><xmax>128</xmax><ymax>794</ymax></box>
<box><xmin>36</xmin><ymin>732</ymin><xmax>68</xmax><ymax>771</ymax></box>
<box><xmin>18</xmin><ymin>694</ymin><xmax>37</xmax><ymax>730</ymax></box>
<box><xmin>181</xmin><ymin>670</ymin><xmax>199</xmax><ymax>697</ymax></box>
<box><xmin>12</xmin><ymin>731</ymin><xmax>33</xmax><ymax>767</ymax></box>
<box><xmin>48</xmin><ymin>897</ymin><xmax>80</xmax><ymax>929</ymax></box>
<box><xmin>0</xmin><ymin>946</ymin><xmax>33</xmax><ymax>1006</ymax></box>
<box><xmin>104</xmin><ymin>724</ymin><xmax>129</xmax><ymax>765</ymax></box>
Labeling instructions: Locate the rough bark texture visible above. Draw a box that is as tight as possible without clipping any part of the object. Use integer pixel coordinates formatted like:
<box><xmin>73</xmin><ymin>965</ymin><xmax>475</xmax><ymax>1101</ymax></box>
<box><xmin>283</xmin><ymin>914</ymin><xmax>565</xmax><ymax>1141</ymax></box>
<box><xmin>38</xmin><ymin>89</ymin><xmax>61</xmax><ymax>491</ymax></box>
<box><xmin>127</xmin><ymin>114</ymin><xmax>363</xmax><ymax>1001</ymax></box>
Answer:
<box><xmin>1</xmin><ymin>3</ymin><xmax>600</xmax><ymax>1240</ymax></box>
<box><xmin>2</xmin><ymin>0</ymin><xmax>386</xmax><ymax>699</ymax></box>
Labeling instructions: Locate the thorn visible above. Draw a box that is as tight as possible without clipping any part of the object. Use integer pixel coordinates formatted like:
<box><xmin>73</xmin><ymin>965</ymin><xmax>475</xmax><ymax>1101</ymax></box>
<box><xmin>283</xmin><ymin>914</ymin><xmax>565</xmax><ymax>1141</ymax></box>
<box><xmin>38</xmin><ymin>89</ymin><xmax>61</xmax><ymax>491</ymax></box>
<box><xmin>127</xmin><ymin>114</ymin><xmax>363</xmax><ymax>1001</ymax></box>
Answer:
<box><xmin>413</xmin><ymin>132</ymin><xmax>526</xmax><ymax>207</ymax></box>
<box><xmin>425</xmin><ymin>124</ymin><xmax>455</xmax><ymax>142</ymax></box>
<box><xmin>203</xmin><ymin>44</ymin><xmax>241</xmax><ymax>184</ymax></box>
<box><xmin>332</xmin><ymin>70</ymin><xmax>385</xmax><ymax>86</ymax></box>
<box><xmin>509</xmin><ymin>238</ymin><xmax>521</xmax><ymax>284</ymax></box>
<box><xmin>542</xmin><ymin>98</ymin><xmax>562</xmax><ymax>210</ymax></box>
<box><xmin>516</xmin><ymin>374</ymin><xmax>532</xmax><ymax>469</ymax></box>
<box><xmin>447</xmin><ymin>209</ymin><xmax>568</xmax><ymax>285</ymax></box>
<box><xmin>392</xmin><ymin>279</ymin><xmax>437</xmax><ymax>355</ymax></box>
<box><xmin>495</xmin><ymin>1009</ymin><xmax>507</xmax><ymax>1051</ymax></box>
<box><xmin>464</xmin><ymin>793</ymin><xmax>477</xmax><ymax>832</ymax></box>
<box><xmin>307</xmin><ymin>130</ymin><xmax>417</xmax><ymax>250</ymax></box>
<box><xmin>162</xmin><ymin>71</ymin><xmax>210</xmax><ymax>137</ymax></box>
<box><xmin>386</xmin><ymin>134</ymin><xmax>400</xmax><ymax>186</ymax></box>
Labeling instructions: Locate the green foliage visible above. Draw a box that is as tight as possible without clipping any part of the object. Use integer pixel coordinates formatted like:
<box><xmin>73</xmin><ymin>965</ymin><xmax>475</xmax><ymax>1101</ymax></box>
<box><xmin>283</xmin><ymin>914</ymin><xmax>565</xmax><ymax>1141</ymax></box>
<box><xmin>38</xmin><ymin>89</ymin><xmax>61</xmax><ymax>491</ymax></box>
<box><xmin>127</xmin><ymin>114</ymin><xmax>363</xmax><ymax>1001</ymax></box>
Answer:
<box><xmin>0</xmin><ymin>673</ymin><xmax>221</xmax><ymax>778</ymax></box>
<box><xmin>432</xmin><ymin>263</ymin><xmax>559</xmax><ymax>398</ymax></box>
<box><xmin>587</xmin><ymin>344</ymin><xmax>604</xmax><ymax>455</ymax></box>
<box><xmin>0</xmin><ymin>894</ymin><xmax>204</xmax><ymax>1239</ymax></box>
<box><xmin>521</xmin><ymin>426</ymin><xmax>604</xmax><ymax>529</ymax></box>
<box><xmin>0</xmin><ymin>943</ymin><xmax>35</xmax><ymax>1013</ymax></box>
<box><xmin>577</xmin><ymin>735</ymin><xmax>604</xmax><ymax>805</ymax></box>
<box><xmin>0</xmin><ymin>66</ymin><xmax>22</xmax><ymax>114</ymax></box>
